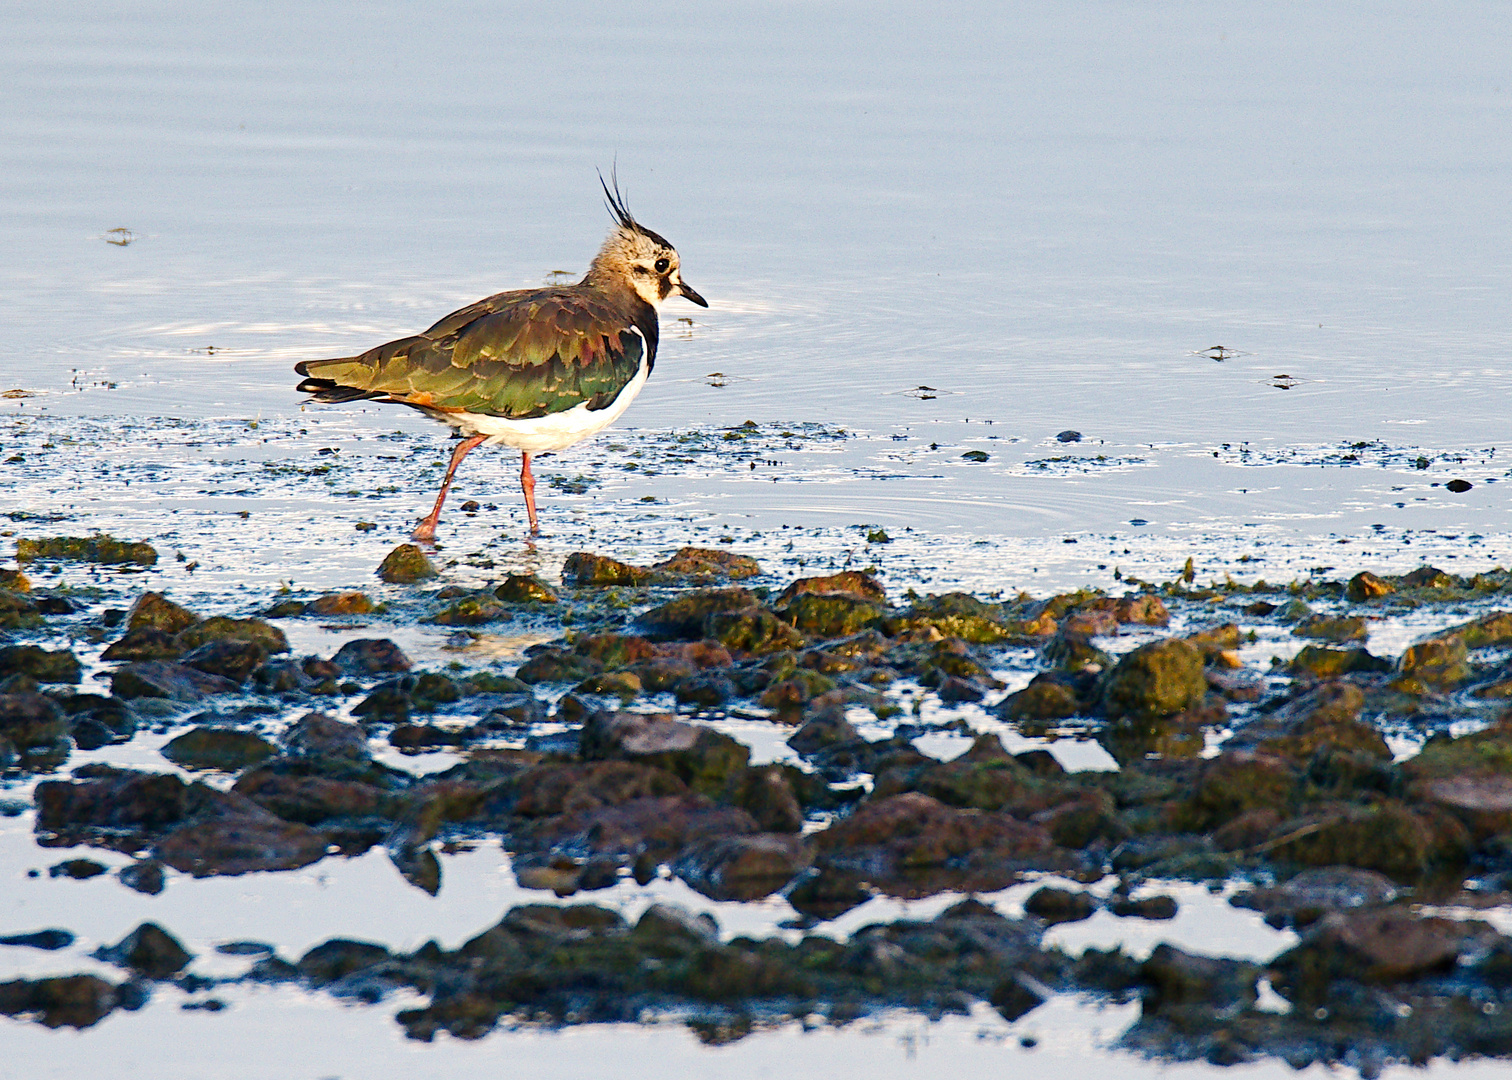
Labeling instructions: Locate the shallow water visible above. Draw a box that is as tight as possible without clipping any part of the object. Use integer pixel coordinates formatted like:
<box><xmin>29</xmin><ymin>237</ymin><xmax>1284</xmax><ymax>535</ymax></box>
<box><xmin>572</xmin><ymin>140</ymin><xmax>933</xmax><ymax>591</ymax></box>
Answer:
<box><xmin>3</xmin><ymin>1</ymin><xmax>1512</xmax><ymax>1075</ymax></box>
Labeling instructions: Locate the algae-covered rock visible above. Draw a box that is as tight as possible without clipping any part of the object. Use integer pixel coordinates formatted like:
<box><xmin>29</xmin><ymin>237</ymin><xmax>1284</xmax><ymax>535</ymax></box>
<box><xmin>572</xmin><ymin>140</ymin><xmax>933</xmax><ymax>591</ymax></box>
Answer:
<box><xmin>580</xmin><ymin>711</ymin><xmax>750</xmax><ymax>797</ymax></box>
<box><xmin>561</xmin><ymin>551</ymin><xmax>652</xmax><ymax>586</ymax></box>
<box><xmin>635</xmin><ymin>588</ymin><xmax>759</xmax><ymax>639</ymax></box>
<box><xmin>427</xmin><ymin>596</ymin><xmax>509</xmax><ymax>625</ymax></box>
<box><xmin>998</xmin><ymin>676</ymin><xmax>1081</xmax><ymax>721</ymax></box>
<box><xmin>1263</xmin><ymin>800</ymin><xmax>1468</xmax><ymax>877</ymax></box>
<box><xmin>515</xmin><ymin>649</ymin><xmax>603</xmax><ymax>685</ymax></box>
<box><xmin>651</xmin><ymin>546</ymin><xmax>761</xmax><ymax>582</ymax></box>
<box><xmin>175</xmin><ymin>617</ymin><xmax>289</xmax><ymax>655</ymax></box>
<box><xmin>1346</xmin><ymin>571</ymin><xmax>1393</xmax><ymax>602</ymax></box>
<box><xmin>307</xmin><ymin>591</ymin><xmax>376</xmax><ymax>616</ymax></box>
<box><xmin>0</xmin><ymin>589</ymin><xmax>41</xmax><ymax>630</ymax></box>
<box><xmin>100</xmin><ymin>626</ymin><xmax>184</xmax><ymax>662</ymax></box>
<box><xmin>494</xmin><ymin>573</ymin><xmax>558</xmax><ymax>603</ymax></box>
<box><xmin>0</xmin><ymin>694</ymin><xmax>68</xmax><ymax>749</ymax></box>
<box><xmin>161</xmin><ymin>728</ymin><xmax>277</xmax><ymax>772</ymax></box>
<box><xmin>780</xmin><ymin>592</ymin><xmax>884</xmax><ymax>640</ymax></box>
<box><xmin>1176</xmin><ymin>751</ymin><xmax>1300</xmax><ymax>832</ymax></box>
<box><xmin>776</xmin><ymin>571</ymin><xmax>887</xmax><ymax>606</ymax></box>
<box><xmin>1395</xmin><ymin>634</ymin><xmax>1471</xmax><ymax>691</ymax></box>
<box><xmin>17</xmin><ymin>534</ymin><xmax>157</xmax><ymax>566</ymax></box>
<box><xmin>884</xmin><ymin>592</ymin><xmax>1016</xmax><ymax>644</ymax></box>
<box><xmin>1293</xmin><ymin>615</ymin><xmax>1368</xmax><ymax>643</ymax></box>
<box><xmin>572</xmin><ymin>633</ymin><xmax>658</xmax><ymax>669</ymax></box>
<box><xmin>1453</xmin><ymin>611</ymin><xmax>1512</xmax><ymax>649</ymax></box>
<box><xmin>1099</xmin><ymin>638</ymin><xmax>1207</xmax><ymax>720</ymax></box>
<box><xmin>708</xmin><ymin>609</ymin><xmax>806</xmax><ymax>655</ymax></box>
<box><xmin>1141</xmin><ymin>944</ymin><xmax>1258</xmax><ymax>1014</ymax></box>
<box><xmin>757</xmin><ymin>670</ymin><xmax>837</xmax><ymax>714</ymax></box>
<box><xmin>181</xmin><ymin>640</ymin><xmax>268</xmax><ymax>684</ymax></box>
<box><xmin>127</xmin><ymin>592</ymin><xmax>199</xmax><ymax>634</ymax></box>
<box><xmin>0</xmin><ymin>569</ymin><xmax>29</xmax><ymax>592</ymax></box>
<box><xmin>674</xmin><ymin>833</ymin><xmax>811</xmax><ymax>901</ymax></box>
<box><xmin>1269</xmin><ymin>907</ymin><xmax>1497</xmax><ymax>999</ymax></box>
<box><xmin>376</xmin><ymin>544</ymin><xmax>437</xmax><ymax>584</ymax></box>
<box><xmin>815</xmin><ymin>792</ymin><xmax>1053</xmax><ymax>879</ymax></box>
<box><xmin>1289</xmin><ymin>645</ymin><xmax>1392</xmax><ymax>678</ymax></box>
<box><xmin>0</xmin><ymin>645</ymin><xmax>81</xmax><ymax>685</ymax></box>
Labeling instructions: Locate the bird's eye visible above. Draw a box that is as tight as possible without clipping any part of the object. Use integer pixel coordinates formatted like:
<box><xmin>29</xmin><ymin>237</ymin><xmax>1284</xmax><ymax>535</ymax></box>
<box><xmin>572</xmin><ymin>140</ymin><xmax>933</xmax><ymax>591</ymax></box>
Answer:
<box><xmin>654</xmin><ymin>257</ymin><xmax>670</xmax><ymax>274</ymax></box>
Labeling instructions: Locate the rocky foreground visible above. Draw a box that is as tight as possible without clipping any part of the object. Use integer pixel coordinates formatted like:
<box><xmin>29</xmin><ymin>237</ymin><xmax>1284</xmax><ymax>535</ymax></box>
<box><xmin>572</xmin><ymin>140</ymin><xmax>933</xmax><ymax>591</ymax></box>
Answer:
<box><xmin>7</xmin><ymin>540</ymin><xmax>1512</xmax><ymax>1072</ymax></box>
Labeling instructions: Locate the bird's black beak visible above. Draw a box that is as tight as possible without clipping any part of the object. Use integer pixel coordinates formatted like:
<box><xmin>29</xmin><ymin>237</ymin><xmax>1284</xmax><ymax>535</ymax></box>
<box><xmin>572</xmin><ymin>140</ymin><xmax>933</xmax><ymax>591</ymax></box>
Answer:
<box><xmin>678</xmin><ymin>281</ymin><xmax>708</xmax><ymax>307</ymax></box>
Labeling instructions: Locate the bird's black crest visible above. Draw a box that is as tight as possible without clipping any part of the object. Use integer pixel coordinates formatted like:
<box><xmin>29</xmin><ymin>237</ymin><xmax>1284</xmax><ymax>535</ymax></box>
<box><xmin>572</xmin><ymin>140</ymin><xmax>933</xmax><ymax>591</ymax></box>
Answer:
<box><xmin>598</xmin><ymin>167</ymin><xmax>672</xmax><ymax>248</ymax></box>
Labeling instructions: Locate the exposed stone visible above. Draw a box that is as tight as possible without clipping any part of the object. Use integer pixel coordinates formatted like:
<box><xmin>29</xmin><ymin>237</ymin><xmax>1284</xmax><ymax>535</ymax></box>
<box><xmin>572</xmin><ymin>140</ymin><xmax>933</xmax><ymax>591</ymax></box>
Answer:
<box><xmin>494</xmin><ymin>574</ymin><xmax>558</xmax><ymax>603</ymax></box>
<box><xmin>157</xmin><ymin>815</ymin><xmax>328</xmax><ymax>877</ymax></box>
<box><xmin>675</xmin><ymin>833</ymin><xmax>812</xmax><ymax>901</ymax></box>
<box><xmin>180</xmin><ymin>639</ymin><xmax>268</xmax><ymax>684</ymax></box>
<box><xmin>428</xmin><ymin>596</ymin><xmax>510</xmax><ymax>625</ymax></box>
<box><xmin>307</xmin><ymin>591</ymin><xmax>376</xmax><ymax>616</ymax></box>
<box><xmin>0</xmin><ymin>693</ymin><xmax>68</xmax><ymax>749</ymax></box>
<box><xmin>780</xmin><ymin>592</ymin><xmax>885</xmax><ymax>640</ymax></box>
<box><xmin>708</xmin><ymin>609</ymin><xmax>806</xmax><ymax>655</ymax></box>
<box><xmin>1289</xmin><ymin>645</ymin><xmax>1392</xmax><ymax>678</ymax></box>
<box><xmin>1141</xmin><ymin>944</ymin><xmax>1258</xmax><ymax>1014</ymax></box>
<box><xmin>376</xmin><ymin>544</ymin><xmax>437</xmax><ymax>583</ymax></box>
<box><xmin>0</xmin><ymin>645</ymin><xmax>81</xmax><ymax>684</ymax></box>
<box><xmin>1292</xmin><ymin>615</ymin><xmax>1368</xmax><ymax>643</ymax></box>
<box><xmin>94</xmin><ymin>922</ymin><xmax>192</xmax><ymax>978</ymax></box>
<box><xmin>283</xmin><ymin>712</ymin><xmax>370</xmax><ymax>760</ymax></box>
<box><xmin>17</xmin><ymin>534</ymin><xmax>157</xmax><ymax>566</ymax></box>
<box><xmin>1346</xmin><ymin>571</ymin><xmax>1393</xmax><ymax>602</ymax></box>
<box><xmin>161</xmin><ymin>728</ymin><xmax>277</xmax><ymax>772</ymax></box>
<box><xmin>634</xmin><ymin>587</ymin><xmax>759</xmax><ymax>639</ymax></box>
<box><xmin>331</xmin><ymin>638</ymin><xmax>411</xmax><ymax>676</ymax></box>
<box><xmin>561</xmin><ymin>552</ymin><xmax>652</xmax><ymax>586</ymax></box>
<box><xmin>297</xmin><ymin>939</ymin><xmax>391</xmax><ymax>985</ymax></box>
<box><xmin>175</xmin><ymin>616</ymin><xmax>289</xmax><ymax>654</ymax></box>
<box><xmin>0</xmin><ymin>974</ymin><xmax>120</xmax><ymax>1029</ymax></box>
<box><xmin>1024</xmin><ymin>886</ymin><xmax>1096</xmax><ymax>924</ymax></box>
<box><xmin>777</xmin><ymin>571</ymin><xmax>886</xmax><ymax>605</ymax></box>
<box><xmin>581</xmin><ymin>711</ymin><xmax>750</xmax><ymax>797</ymax></box>
<box><xmin>651</xmin><ymin>547</ymin><xmax>761</xmax><ymax>582</ymax></box>
<box><xmin>110</xmin><ymin>661</ymin><xmax>239</xmax><ymax>701</ymax></box>
<box><xmin>1099</xmin><ymin>638</ymin><xmax>1208</xmax><ymax>720</ymax></box>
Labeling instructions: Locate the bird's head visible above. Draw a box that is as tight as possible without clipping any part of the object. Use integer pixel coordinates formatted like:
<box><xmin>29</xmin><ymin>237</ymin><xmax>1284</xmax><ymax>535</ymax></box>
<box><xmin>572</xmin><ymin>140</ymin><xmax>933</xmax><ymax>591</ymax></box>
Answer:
<box><xmin>587</xmin><ymin>173</ymin><xmax>708</xmax><ymax>310</ymax></box>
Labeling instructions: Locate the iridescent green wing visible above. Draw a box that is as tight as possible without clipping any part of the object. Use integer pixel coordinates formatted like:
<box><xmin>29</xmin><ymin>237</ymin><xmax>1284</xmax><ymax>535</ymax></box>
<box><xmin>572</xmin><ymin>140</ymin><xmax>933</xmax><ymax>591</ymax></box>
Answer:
<box><xmin>296</xmin><ymin>288</ymin><xmax>653</xmax><ymax>418</ymax></box>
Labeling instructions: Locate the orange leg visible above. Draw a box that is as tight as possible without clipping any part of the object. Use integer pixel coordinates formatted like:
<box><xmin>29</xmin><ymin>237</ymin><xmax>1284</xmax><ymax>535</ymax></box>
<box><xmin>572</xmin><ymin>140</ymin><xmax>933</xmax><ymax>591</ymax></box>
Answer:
<box><xmin>521</xmin><ymin>452</ymin><xmax>539</xmax><ymax>534</ymax></box>
<box><xmin>411</xmin><ymin>435</ymin><xmax>487</xmax><ymax>542</ymax></box>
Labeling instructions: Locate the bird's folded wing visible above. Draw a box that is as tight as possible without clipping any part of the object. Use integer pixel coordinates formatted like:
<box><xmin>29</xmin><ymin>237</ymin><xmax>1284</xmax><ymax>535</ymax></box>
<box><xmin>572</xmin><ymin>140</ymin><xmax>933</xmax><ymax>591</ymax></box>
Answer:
<box><xmin>296</xmin><ymin>289</ymin><xmax>647</xmax><ymax>418</ymax></box>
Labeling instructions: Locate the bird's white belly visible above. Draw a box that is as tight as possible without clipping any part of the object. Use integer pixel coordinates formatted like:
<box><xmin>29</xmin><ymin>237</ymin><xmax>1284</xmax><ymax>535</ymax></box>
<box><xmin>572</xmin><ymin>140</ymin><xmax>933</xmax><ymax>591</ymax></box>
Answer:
<box><xmin>440</xmin><ymin>360</ymin><xmax>650</xmax><ymax>454</ymax></box>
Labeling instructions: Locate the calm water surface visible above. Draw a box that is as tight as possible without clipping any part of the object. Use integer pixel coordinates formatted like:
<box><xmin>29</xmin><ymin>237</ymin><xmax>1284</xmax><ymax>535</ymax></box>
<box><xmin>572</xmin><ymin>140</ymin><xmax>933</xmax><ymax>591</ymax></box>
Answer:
<box><xmin>2</xmin><ymin>2</ymin><xmax>1511</xmax><ymax>1075</ymax></box>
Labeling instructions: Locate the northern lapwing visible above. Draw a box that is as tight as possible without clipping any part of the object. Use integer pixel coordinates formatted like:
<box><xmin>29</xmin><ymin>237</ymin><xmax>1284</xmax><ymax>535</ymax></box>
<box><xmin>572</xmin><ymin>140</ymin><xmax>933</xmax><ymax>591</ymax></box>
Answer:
<box><xmin>294</xmin><ymin>177</ymin><xmax>706</xmax><ymax>540</ymax></box>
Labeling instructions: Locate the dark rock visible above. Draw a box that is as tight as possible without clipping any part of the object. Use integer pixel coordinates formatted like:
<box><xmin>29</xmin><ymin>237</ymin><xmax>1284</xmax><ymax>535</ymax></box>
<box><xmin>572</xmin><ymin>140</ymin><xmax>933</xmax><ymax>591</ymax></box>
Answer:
<box><xmin>787</xmin><ymin>869</ymin><xmax>872</xmax><ymax>921</ymax></box>
<box><xmin>726</xmin><ymin>765</ymin><xmax>805</xmax><ymax>833</ymax></box>
<box><xmin>101</xmin><ymin>626</ymin><xmax>184</xmax><ymax>662</ymax></box>
<box><xmin>574</xmin><ymin>670</ymin><xmax>644</xmax><ymax>699</ymax></box>
<box><xmin>297</xmin><ymin>939</ymin><xmax>391</xmax><ymax>985</ymax></box>
<box><xmin>111</xmin><ymin>661</ymin><xmax>239</xmax><ymax>701</ymax></box>
<box><xmin>119</xmin><ymin>859</ymin><xmax>167</xmax><ymax>895</ymax></box>
<box><xmin>0</xmin><ymin>645</ymin><xmax>81</xmax><ymax>684</ymax></box>
<box><xmin>69</xmin><ymin>718</ymin><xmax>110</xmax><ymax>751</ymax></box>
<box><xmin>161</xmin><ymin>728</ymin><xmax>277</xmax><ymax>772</ymax></box>
<box><xmin>1099</xmin><ymin>638</ymin><xmax>1207</xmax><ymax>720</ymax></box>
<box><xmin>674</xmin><ymin>833</ymin><xmax>812</xmax><ymax>900</ymax></box>
<box><xmin>1023</xmin><ymin>886</ymin><xmax>1096</xmax><ymax>924</ymax></box>
<box><xmin>180</xmin><ymin>639</ymin><xmax>268</xmax><ymax>684</ymax></box>
<box><xmin>36</xmin><ymin>770</ymin><xmax>194</xmax><ymax>832</ymax></box>
<box><xmin>283</xmin><ymin>712</ymin><xmax>370</xmax><ymax>760</ymax></box>
<box><xmin>157</xmin><ymin>816</ymin><xmax>329</xmax><ymax>877</ymax></box>
<box><xmin>0</xmin><ymin>929</ymin><xmax>74</xmax><ymax>950</ymax></box>
<box><xmin>1140</xmin><ymin>944</ymin><xmax>1258</xmax><ymax>1014</ymax></box>
<box><xmin>499</xmin><ymin>761</ymin><xmax>689</xmax><ymax>818</ymax></box>
<box><xmin>581</xmin><ymin>711</ymin><xmax>750</xmax><ymax>797</ymax></box>
<box><xmin>1230</xmin><ymin>867</ymin><xmax>1398</xmax><ymax>929</ymax></box>
<box><xmin>515</xmin><ymin>648</ymin><xmax>602</xmax><ymax>685</ymax></box>
<box><xmin>332</xmin><ymin>638</ymin><xmax>412</xmax><ymax>676</ymax></box>
<box><xmin>0</xmin><ymin>589</ymin><xmax>40</xmax><ymax>630</ymax></box>
<box><xmin>635</xmin><ymin>588</ymin><xmax>759</xmax><ymax>639</ymax></box>
<box><xmin>1270</xmin><ymin>907</ymin><xmax>1500</xmax><ymax>999</ymax></box>
<box><xmin>494</xmin><ymin>573</ymin><xmax>558</xmax><ymax>603</ymax></box>
<box><xmin>651</xmin><ymin>546</ymin><xmax>761</xmax><ymax>582</ymax></box>
<box><xmin>254</xmin><ymin>658</ymin><xmax>314</xmax><ymax>693</ymax></box>
<box><xmin>0</xmin><ymin>692</ymin><xmax>68</xmax><ymax>748</ymax></box>
<box><xmin>572</xmin><ymin>632</ymin><xmax>658</xmax><ymax>668</ymax></box>
<box><xmin>633</xmin><ymin>902</ymin><xmax>719</xmax><ymax>946</ymax></box>
<box><xmin>476</xmin><ymin>693</ymin><xmax>548</xmax><ymax>729</ymax></box>
<box><xmin>0</xmin><ymin>974</ymin><xmax>120</xmax><ymax>1028</ymax></box>
<box><xmin>936</xmin><ymin>675</ymin><xmax>986</xmax><ymax>702</ymax></box>
<box><xmin>376</xmin><ymin>544</ymin><xmax>437</xmax><ymax>583</ymax></box>
<box><xmin>49</xmin><ymin>857</ymin><xmax>107</xmax><ymax>879</ymax></box>
<box><xmin>1109</xmin><ymin>894</ymin><xmax>1178</xmax><ymax>920</ymax></box>
<box><xmin>1293</xmin><ymin>615</ymin><xmax>1368</xmax><ymax>643</ymax></box>
<box><xmin>95</xmin><ymin>922</ymin><xmax>192</xmax><ymax>978</ymax></box>
<box><xmin>673</xmin><ymin>672</ymin><xmax>735</xmax><ymax>707</ymax></box>
<box><xmin>990</xmin><ymin>971</ymin><xmax>1049</xmax><ymax>1021</ymax></box>
<box><xmin>1262</xmin><ymin>799</ymin><xmax>1468</xmax><ymax>877</ymax></box>
<box><xmin>998</xmin><ymin>676</ymin><xmax>1081</xmax><ymax>721</ymax></box>
<box><xmin>787</xmin><ymin>709</ymin><xmax>862</xmax><ymax>757</ymax></box>
<box><xmin>233</xmin><ymin>771</ymin><xmax>392</xmax><ymax>824</ymax></box>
